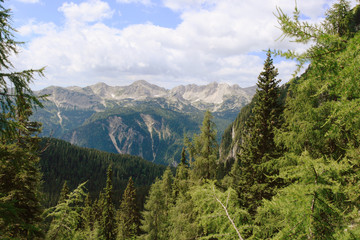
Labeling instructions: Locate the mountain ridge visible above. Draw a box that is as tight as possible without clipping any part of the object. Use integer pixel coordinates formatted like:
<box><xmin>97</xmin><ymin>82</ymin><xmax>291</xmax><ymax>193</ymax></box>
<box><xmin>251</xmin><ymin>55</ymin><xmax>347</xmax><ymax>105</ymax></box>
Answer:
<box><xmin>37</xmin><ymin>80</ymin><xmax>256</xmax><ymax>113</ymax></box>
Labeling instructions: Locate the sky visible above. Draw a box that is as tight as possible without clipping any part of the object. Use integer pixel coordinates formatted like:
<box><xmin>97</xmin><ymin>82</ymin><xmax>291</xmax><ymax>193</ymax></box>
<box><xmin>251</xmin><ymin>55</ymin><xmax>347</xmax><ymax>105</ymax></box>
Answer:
<box><xmin>5</xmin><ymin>0</ymin><xmax>359</xmax><ymax>90</ymax></box>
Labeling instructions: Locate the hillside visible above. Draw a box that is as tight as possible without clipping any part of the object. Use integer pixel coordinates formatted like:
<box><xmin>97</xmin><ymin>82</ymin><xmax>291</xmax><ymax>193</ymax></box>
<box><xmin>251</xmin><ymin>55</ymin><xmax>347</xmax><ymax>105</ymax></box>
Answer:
<box><xmin>39</xmin><ymin>138</ymin><xmax>168</xmax><ymax>208</ymax></box>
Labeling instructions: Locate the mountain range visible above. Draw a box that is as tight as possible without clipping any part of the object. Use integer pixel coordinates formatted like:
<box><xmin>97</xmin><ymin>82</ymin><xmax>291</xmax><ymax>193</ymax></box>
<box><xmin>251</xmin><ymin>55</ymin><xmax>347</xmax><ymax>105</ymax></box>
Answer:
<box><xmin>33</xmin><ymin>80</ymin><xmax>256</xmax><ymax>165</ymax></box>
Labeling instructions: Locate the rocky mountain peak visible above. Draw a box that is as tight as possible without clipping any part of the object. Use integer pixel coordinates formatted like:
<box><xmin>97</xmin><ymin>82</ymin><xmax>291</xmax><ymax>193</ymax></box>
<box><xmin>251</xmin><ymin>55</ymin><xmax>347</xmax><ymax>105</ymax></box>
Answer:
<box><xmin>36</xmin><ymin>80</ymin><xmax>256</xmax><ymax>113</ymax></box>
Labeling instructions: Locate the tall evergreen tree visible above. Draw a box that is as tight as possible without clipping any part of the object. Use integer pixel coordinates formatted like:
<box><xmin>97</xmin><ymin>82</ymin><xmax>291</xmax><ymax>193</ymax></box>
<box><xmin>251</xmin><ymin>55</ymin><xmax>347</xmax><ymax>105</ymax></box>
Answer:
<box><xmin>0</xmin><ymin>1</ymin><xmax>45</xmax><ymax>238</ymax></box>
<box><xmin>140</xmin><ymin>168</ymin><xmax>174</xmax><ymax>240</ymax></box>
<box><xmin>100</xmin><ymin>165</ymin><xmax>117</xmax><ymax>240</ymax></box>
<box><xmin>231</xmin><ymin>51</ymin><xmax>283</xmax><ymax>214</ymax></box>
<box><xmin>174</xmin><ymin>147</ymin><xmax>190</xmax><ymax>198</ymax></box>
<box><xmin>180</xmin><ymin>147</ymin><xmax>187</xmax><ymax>166</ymax></box>
<box><xmin>187</xmin><ymin>110</ymin><xmax>218</xmax><ymax>180</ymax></box>
<box><xmin>0</xmin><ymin>98</ymin><xmax>44</xmax><ymax>239</ymax></box>
<box><xmin>117</xmin><ymin>177</ymin><xmax>140</xmax><ymax>240</ymax></box>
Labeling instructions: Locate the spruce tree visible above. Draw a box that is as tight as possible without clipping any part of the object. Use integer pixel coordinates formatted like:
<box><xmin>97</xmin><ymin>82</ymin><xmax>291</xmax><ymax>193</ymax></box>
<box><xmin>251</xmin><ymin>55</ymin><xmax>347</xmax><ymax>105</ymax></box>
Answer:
<box><xmin>232</xmin><ymin>51</ymin><xmax>282</xmax><ymax>214</ymax></box>
<box><xmin>0</xmin><ymin>98</ymin><xmax>44</xmax><ymax>238</ymax></box>
<box><xmin>180</xmin><ymin>147</ymin><xmax>187</xmax><ymax>166</ymax></box>
<box><xmin>100</xmin><ymin>165</ymin><xmax>117</xmax><ymax>240</ymax></box>
<box><xmin>117</xmin><ymin>177</ymin><xmax>140</xmax><ymax>239</ymax></box>
<box><xmin>174</xmin><ymin>147</ymin><xmax>189</xmax><ymax>197</ymax></box>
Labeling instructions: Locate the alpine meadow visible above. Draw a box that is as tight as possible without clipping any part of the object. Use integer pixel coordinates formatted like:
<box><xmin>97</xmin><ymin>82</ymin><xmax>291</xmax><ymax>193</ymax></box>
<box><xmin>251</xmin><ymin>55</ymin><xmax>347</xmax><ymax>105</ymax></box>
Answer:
<box><xmin>1</xmin><ymin>0</ymin><xmax>360</xmax><ymax>239</ymax></box>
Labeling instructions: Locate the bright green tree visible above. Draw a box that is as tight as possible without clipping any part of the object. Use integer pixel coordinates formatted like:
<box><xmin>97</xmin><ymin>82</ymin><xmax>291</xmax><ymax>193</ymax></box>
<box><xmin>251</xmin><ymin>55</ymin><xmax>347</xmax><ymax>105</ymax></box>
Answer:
<box><xmin>254</xmin><ymin>152</ymin><xmax>360</xmax><ymax>239</ymax></box>
<box><xmin>117</xmin><ymin>177</ymin><xmax>140</xmax><ymax>240</ymax></box>
<box><xmin>251</xmin><ymin>1</ymin><xmax>360</xmax><ymax>238</ymax></box>
<box><xmin>45</xmin><ymin>182</ymin><xmax>87</xmax><ymax>240</ymax></box>
<box><xmin>140</xmin><ymin>168</ymin><xmax>174</xmax><ymax>240</ymax></box>
<box><xmin>186</xmin><ymin>110</ymin><xmax>218</xmax><ymax>180</ymax></box>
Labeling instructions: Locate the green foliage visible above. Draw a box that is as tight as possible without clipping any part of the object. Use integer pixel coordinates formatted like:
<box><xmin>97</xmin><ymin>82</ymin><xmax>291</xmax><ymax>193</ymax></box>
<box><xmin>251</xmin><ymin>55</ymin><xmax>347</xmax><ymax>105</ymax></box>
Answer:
<box><xmin>0</xmin><ymin>3</ymin><xmax>45</xmax><ymax>140</ymax></box>
<box><xmin>254</xmin><ymin>152</ymin><xmax>360</xmax><ymax>239</ymax></box>
<box><xmin>117</xmin><ymin>177</ymin><xmax>140</xmax><ymax>239</ymax></box>
<box><xmin>186</xmin><ymin>110</ymin><xmax>219</xmax><ymax>180</ymax></box>
<box><xmin>100</xmin><ymin>165</ymin><xmax>117</xmax><ymax>240</ymax></box>
<box><xmin>140</xmin><ymin>168</ymin><xmax>175</xmax><ymax>240</ymax></box>
<box><xmin>0</xmin><ymin>141</ymin><xmax>43</xmax><ymax>239</ymax></box>
<box><xmin>58</xmin><ymin>181</ymin><xmax>70</xmax><ymax>204</ymax></box>
<box><xmin>230</xmin><ymin>51</ymin><xmax>283</xmax><ymax>214</ymax></box>
<box><xmin>188</xmin><ymin>182</ymin><xmax>250</xmax><ymax>239</ymax></box>
<box><xmin>0</xmin><ymin>2</ymin><xmax>45</xmax><ymax>238</ymax></box>
<box><xmin>324</xmin><ymin>0</ymin><xmax>354</xmax><ymax>36</ymax></box>
<box><xmin>275</xmin><ymin>2</ymin><xmax>360</xmax><ymax>160</ymax></box>
<box><xmin>44</xmin><ymin>182</ymin><xmax>87</xmax><ymax>240</ymax></box>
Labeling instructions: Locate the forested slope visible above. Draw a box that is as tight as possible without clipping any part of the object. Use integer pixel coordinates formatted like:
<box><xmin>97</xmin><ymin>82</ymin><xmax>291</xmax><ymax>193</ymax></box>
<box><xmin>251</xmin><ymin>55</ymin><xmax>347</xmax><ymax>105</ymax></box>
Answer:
<box><xmin>39</xmin><ymin>138</ymin><xmax>168</xmax><ymax>208</ymax></box>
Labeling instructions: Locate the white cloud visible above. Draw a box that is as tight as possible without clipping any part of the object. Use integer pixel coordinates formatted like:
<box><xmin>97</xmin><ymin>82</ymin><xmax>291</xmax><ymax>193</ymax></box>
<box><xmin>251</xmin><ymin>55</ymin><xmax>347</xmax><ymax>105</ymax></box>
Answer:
<box><xmin>18</xmin><ymin>20</ymin><xmax>57</xmax><ymax>36</ymax></box>
<box><xmin>116</xmin><ymin>0</ymin><xmax>153</xmax><ymax>5</ymax></box>
<box><xmin>162</xmin><ymin>0</ymin><xmax>216</xmax><ymax>11</ymax></box>
<box><xmin>16</xmin><ymin>0</ymin><xmax>40</xmax><ymax>3</ymax></box>
<box><xmin>58</xmin><ymin>0</ymin><xmax>114</xmax><ymax>23</ymax></box>
<box><xmin>13</xmin><ymin>0</ymin><xmax>356</xmax><ymax>90</ymax></box>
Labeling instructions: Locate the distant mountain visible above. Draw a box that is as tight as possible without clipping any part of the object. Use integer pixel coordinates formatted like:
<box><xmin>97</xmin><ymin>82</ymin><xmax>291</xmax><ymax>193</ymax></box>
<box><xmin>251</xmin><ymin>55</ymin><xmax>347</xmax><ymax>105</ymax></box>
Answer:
<box><xmin>33</xmin><ymin>80</ymin><xmax>256</xmax><ymax>165</ymax></box>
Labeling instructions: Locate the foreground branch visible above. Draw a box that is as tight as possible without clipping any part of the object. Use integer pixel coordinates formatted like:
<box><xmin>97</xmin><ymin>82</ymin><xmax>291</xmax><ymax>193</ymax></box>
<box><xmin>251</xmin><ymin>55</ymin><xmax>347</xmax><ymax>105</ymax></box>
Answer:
<box><xmin>212</xmin><ymin>186</ymin><xmax>244</xmax><ymax>240</ymax></box>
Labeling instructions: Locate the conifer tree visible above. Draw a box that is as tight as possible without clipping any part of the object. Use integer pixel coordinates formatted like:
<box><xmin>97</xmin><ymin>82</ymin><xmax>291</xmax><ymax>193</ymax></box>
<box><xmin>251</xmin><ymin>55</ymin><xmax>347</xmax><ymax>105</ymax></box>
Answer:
<box><xmin>187</xmin><ymin>110</ymin><xmax>218</xmax><ymax>180</ymax></box>
<box><xmin>180</xmin><ymin>147</ymin><xmax>187</xmax><ymax>166</ymax></box>
<box><xmin>100</xmin><ymin>165</ymin><xmax>117</xmax><ymax>240</ymax></box>
<box><xmin>81</xmin><ymin>193</ymin><xmax>93</xmax><ymax>231</ymax></box>
<box><xmin>252</xmin><ymin>1</ymin><xmax>360</xmax><ymax>238</ymax></box>
<box><xmin>0</xmin><ymin>1</ymin><xmax>45</xmax><ymax>238</ymax></box>
<box><xmin>58</xmin><ymin>181</ymin><xmax>70</xmax><ymax>204</ymax></box>
<box><xmin>174</xmin><ymin>147</ymin><xmax>190</xmax><ymax>197</ymax></box>
<box><xmin>232</xmin><ymin>51</ymin><xmax>282</xmax><ymax>214</ymax></box>
<box><xmin>0</xmin><ymin>98</ymin><xmax>44</xmax><ymax>239</ymax></box>
<box><xmin>117</xmin><ymin>177</ymin><xmax>140</xmax><ymax>239</ymax></box>
<box><xmin>45</xmin><ymin>182</ymin><xmax>87</xmax><ymax>240</ymax></box>
<box><xmin>140</xmin><ymin>168</ymin><xmax>174</xmax><ymax>240</ymax></box>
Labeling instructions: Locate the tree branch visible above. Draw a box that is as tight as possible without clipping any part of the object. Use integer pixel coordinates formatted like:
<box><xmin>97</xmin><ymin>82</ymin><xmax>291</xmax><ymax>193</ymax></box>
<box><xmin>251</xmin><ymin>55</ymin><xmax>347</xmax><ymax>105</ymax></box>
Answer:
<box><xmin>212</xmin><ymin>186</ymin><xmax>244</xmax><ymax>240</ymax></box>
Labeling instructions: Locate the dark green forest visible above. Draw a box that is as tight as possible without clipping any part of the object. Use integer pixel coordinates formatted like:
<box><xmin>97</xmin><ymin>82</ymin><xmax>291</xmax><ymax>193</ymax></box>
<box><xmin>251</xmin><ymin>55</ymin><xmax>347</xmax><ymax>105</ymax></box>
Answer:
<box><xmin>1</xmin><ymin>0</ymin><xmax>360</xmax><ymax>239</ymax></box>
<box><xmin>39</xmin><ymin>138</ymin><xmax>168</xmax><ymax>208</ymax></box>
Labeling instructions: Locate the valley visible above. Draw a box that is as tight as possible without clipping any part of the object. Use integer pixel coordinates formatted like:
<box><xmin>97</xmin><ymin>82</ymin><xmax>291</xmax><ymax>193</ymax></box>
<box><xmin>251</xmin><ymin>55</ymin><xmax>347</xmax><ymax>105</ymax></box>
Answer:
<box><xmin>32</xmin><ymin>80</ymin><xmax>256</xmax><ymax>165</ymax></box>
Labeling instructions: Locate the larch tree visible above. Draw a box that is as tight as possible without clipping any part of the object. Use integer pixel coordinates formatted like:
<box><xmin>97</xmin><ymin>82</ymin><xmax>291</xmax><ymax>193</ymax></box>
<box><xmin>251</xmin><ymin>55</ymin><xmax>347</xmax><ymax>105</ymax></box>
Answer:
<box><xmin>252</xmin><ymin>1</ymin><xmax>360</xmax><ymax>238</ymax></box>
<box><xmin>187</xmin><ymin>110</ymin><xmax>218</xmax><ymax>180</ymax></box>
